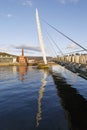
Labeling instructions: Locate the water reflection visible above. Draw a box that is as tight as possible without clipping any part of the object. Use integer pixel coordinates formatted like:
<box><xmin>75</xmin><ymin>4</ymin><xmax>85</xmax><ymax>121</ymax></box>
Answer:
<box><xmin>63</xmin><ymin>68</ymin><xmax>78</xmax><ymax>84</ymax></box>
<box><xmin>52</xmin><ymin>72</ymin><xmax>87</xmax><ymax>130</ymax></box>
<box><xmin>52</xmin><ymin>65</ymin><xmax>78</xmax><ymax>84</ymax></box>
<box><xmin>36</xmin><ymin>71</ymin><xmax>47</xmax><ymax>127</ymax></box>
<box><xmin>17</xmin><ymin>66</ymin><xmax>28</xmax><ymax>81</ymax></box>
<box><xmin>12</xmin><ymin>66</ymin><xmax>17</xmax><ymax>74</ymax></box>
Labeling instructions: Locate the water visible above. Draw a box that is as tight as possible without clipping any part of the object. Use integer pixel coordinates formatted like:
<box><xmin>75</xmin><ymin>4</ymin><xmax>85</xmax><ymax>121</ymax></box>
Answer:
<box><xmin>0</xmin><ymin>65</ymin><xmax>87</xmax><ymax>130</ymax></box>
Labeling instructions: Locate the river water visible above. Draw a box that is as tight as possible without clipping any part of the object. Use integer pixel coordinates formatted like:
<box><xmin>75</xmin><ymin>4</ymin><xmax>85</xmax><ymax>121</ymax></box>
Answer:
<box><xmin>0</xmin><ymin>65</ymin><xmax>87</xmax><ymax>130</ymax></box>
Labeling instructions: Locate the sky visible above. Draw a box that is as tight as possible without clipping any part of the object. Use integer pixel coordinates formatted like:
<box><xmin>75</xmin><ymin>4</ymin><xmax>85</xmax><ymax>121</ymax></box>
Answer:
<box><xmin>0</xmin><ymin>0</ymin><xmax>87</xmax><ymax>56</ymax></box>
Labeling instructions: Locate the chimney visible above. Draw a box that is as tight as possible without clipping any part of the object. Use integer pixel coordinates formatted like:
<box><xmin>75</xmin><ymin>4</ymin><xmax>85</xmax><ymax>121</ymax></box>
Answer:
<box><xmin>22</xmin><ymin>48</ymin><xmax>24</xmax><ymax>56</ymax></box>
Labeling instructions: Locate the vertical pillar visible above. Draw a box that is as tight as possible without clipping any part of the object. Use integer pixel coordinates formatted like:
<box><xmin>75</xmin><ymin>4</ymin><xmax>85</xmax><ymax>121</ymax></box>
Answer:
<box><xmin>22</xmin><ymin>48</ymin><xmax>24</xmax><ymax>56</ymax></box>
<box><xmin>36</xmin><ymin>8</ymin><xmax>47</xmax><ymax>64</ymax></box>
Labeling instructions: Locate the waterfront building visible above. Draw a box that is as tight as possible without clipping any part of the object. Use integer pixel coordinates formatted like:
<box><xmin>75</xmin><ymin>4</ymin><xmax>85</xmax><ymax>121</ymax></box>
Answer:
<box><xmin>18</xmin><ymin>48</ymin><xmax>28</xmax><ymax>64</ymax></box>
<box><xmin>0</xmin><ymin>54</ymin><xmax>17</xmax><ymax>63</ymax></box>
<box><xmin>28</xmin><ymin>59</ymin><xmax>35</xmax><ymax>63</ymax></box>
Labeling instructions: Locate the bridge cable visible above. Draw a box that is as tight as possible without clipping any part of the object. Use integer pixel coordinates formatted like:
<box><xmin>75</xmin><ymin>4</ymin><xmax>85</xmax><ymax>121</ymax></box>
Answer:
<box><xmin>65</xmin><ymin>49</ymin><xmax>85</xmax><ymax>55</ymax></box>
<box><xmin>45</xmin><ymin>39</ymin><xmax>56</xmax><ymax>57</ymax></box>
<box><xmin>41</xmin><ymin>18</ymin><xmax>87</xmax><ymax>52</ymax></box>
<box><xmin>46</xmin><ymin>36</ymin><xmax>58</xmax><ymax>57</ymax></box>
<box><xmin>46</xmin><ymin>33</ymin><xmax>60</xmax><ymax>56</ymax></box>
<box><xmin>46</xmin><ymin>31</ymin><xmax>64</xmax><ymax>55</ymax></box>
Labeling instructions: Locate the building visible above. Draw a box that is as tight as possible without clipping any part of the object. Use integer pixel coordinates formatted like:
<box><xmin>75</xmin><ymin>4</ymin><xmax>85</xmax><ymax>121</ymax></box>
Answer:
<box><xmin>0</xmin><ymin>53</ymin><xmax>17</xmax><ymax>63</ymax></box>
<box><xmin>18</xmin><ymin>48</ymin><xmax>28</xmax><ymax>65</ymax></box>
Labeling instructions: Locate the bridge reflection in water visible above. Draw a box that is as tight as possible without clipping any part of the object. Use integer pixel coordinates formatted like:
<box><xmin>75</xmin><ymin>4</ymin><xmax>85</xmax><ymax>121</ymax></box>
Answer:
<box><xmin>36</xmin><ymin>71</ymin><xmax>47</xmax><ymax>127</ymax></box>
<box><xmin>52</xmin><ymin>72</ymin><xmax>87</xmax><ymax>130</ymax></box>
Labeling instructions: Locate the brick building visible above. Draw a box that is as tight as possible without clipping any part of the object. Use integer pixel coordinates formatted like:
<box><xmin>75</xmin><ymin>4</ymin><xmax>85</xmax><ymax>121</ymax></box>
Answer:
<box><xmin>18</xmin><ymin>48</ymin><xmax>28</xmax><ymax>65</ymax></box>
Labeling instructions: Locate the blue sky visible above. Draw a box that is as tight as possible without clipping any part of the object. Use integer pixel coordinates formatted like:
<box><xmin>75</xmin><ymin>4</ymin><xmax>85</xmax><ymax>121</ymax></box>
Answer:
<box><xmin>0</xmin><ymin>0</ymin><xmax>87</xmax><ymax>56</ymax></box>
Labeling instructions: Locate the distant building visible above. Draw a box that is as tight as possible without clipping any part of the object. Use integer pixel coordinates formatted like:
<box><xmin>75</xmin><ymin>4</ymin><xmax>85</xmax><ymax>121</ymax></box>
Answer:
<box><xmin>18</xmin><ymin>48</ymin><xmax>28</xmax><ymax>64</ymax></box>
<box><xmin>28</xmin><ymin>59</ymin><xmax>35</xmax><ymax>63</ymax></box>
<box><xmin>0</xmin><ymin>54</ymin><xmax>17</xmax><ymax>63</ymax></box>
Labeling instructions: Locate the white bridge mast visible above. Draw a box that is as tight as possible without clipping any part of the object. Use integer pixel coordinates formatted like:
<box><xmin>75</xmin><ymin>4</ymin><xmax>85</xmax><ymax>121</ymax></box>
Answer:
<box><xmin>36</xmin><ymin>8</ymin><xmax>47</xmax><ymax>64</ymax></box>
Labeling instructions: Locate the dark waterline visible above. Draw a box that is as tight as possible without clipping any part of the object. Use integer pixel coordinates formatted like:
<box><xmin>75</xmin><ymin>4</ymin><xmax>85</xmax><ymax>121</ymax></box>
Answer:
<box><xmin>0</xmin><ymin>65</ymin><xmax>87</xmax><ymax>130</ymax></box>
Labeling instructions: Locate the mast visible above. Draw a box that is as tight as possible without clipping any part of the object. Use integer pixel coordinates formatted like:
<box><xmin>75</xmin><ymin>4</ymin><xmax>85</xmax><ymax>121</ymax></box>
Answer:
<box><xmin>36</xmin><ymin>8</ymin><xmax>47</xmax><ymax>64</ymax></box>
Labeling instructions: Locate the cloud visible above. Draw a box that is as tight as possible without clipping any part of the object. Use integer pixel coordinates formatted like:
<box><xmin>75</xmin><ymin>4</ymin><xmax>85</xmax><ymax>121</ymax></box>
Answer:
<box><xmin>57</xmin><ymin>0</ymin><xmax>79</xmax><ymax>4</ymax></box>
<box><xmin>13</xmin><ymin>45</ymin><xmax>41</xmax><ymax>52</ymax></box>
<box><xmin>67</xmin><ymin>43</ymin><xmax>77</xmax><ymax>49</ymax></box>
<box><xmin>7</xmin><ymin>14</ymin><xmax>13</xmax><ymax>18</ymax></box>
<box><xmin>0</xmin><ymin>13</ymin><xmax>13</xmax><ymax>18</ymax></box>
<box><xmin>0</xmin><ymin>47</ymin><xmax>11</xmax><ymax>53</ymax></box>
<box><xmin>22</xmin><ymin>0</ymin><xmax>32</xmax><ymax>7</ymax></box>
<box><xmin>0</xmin><ymin>48</ymin><xmax>8</xmax><ymax>52</ymax></box>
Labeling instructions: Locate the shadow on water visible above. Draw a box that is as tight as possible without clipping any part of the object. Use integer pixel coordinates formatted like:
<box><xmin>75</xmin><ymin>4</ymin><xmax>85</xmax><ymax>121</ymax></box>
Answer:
<box><xmin>52</xmin><ymin>72</ymin><xmax>87</xmax><ymax>130</ymax></box>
